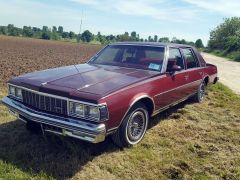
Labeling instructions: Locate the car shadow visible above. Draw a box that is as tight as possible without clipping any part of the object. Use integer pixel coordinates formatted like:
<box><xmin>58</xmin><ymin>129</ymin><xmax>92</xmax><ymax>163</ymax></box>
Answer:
<box><xmin>0</xmin><ymin>99</ymin><xmax>193</xmax><ymax>179</ymax></box>
<box><xmin>0</xmin><ymin>120</ymin><xmax>119</xmax><ymax>179</ymax></box>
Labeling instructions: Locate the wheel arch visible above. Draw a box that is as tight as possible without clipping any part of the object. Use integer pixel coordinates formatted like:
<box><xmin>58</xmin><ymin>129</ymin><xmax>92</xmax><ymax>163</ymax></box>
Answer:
<box><xmin>117</xmin><ymin>95</ymin><xmax>155</xmax><ymax>129</ymax></box>
<box><xmin>203</xmin><ymin>75</ymin><xmax>209</xmax><ymax>85</ymax></box>
<box><xmin>129</xmin><ymin>95</ymin><xmax>155</xmax><ymax>117</ymax></box>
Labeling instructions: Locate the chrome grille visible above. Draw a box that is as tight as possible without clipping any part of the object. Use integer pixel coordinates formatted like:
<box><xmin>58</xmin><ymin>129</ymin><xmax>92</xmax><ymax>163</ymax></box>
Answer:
<box><xmin>22</xmin><ymin>90</ymin><xmax>68</xmax><ymax>116</ymax></box>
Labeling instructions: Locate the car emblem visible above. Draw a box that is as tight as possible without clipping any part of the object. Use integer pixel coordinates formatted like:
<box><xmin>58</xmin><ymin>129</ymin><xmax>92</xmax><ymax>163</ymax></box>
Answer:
<box><xmin>41</xmin><ymin>82</ymin><xmax>47</xmax><ymax>86</ymax></box>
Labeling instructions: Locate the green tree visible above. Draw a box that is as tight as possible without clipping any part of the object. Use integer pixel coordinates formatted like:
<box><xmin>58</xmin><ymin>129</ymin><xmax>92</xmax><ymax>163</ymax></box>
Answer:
<box><xmin>81</xmin><ymin>30</ymin><xmax>93</xmax><ymax>42</ymax></box>
<box><xmin>69</xmin><ymin>31</ymin><xmax>75</xmax><ymax>39</ymax></box>
<box><xmin>154</xmin><ymin>35</ymin><xmax>158</xmax><ymax>42</ymax></box>
<box><xmin>7</xmin><ymin>24</ymin><xmax>20</xmax><ymax>36</ymax></box>
<box><xmin>0</xmin><ymin>26</ymin><xmax>7</xmax><ymax>35</ymax></box>
<box><xmin>41</xmin><ymin>32</ymin><xmax>50</xmax><ymax>40</ymax></box>
<box><xmin>158</xmin><ymin>37</ymin><xmax>170</xmax><ymax>43</ymax></box>
<box><xmin>209</xmin><ymin>17</ymin><xmax>240</xmax><ymax>52</ymax></box>
<box><xmin>58</xmin><ymin>26</ymin><xmax>63</xmax><ymax>34</ymax></box>
<box><xmin>195</xmin><ymin>39</ymin><xmax>204</xmax><ymax>48</ymax></box>
<box><xmin>131</xmin><ymin>31</ymin><xmax>137</xmax><ymax>41</ymax></box>
<box><xmin>22</xmin><ymin>26</ymin><xmax>33</xmax><ymax>37</ymax></box>
<box><xmin>148</xmin><ymin>36</ymin><xmax>153</xmax><ymax>42</ymax></box>
<box><xmin>51</xmin><ymin>32</ymin><xmax>60</xmax><ymax>40</ymax></box>
<box><xmin>42</xmin><ymin>26</ymin><xmax>48</xmax><ymax>32</ymax></box>
<box><xmin>52</xmin><ymin>26</ymin><xmax>57</xmax><ymax>32</ymax></box>
<box><xmin>62</xmin><ymin>32</ymin><xmax>69</xmax><ymax>38</ymax></box>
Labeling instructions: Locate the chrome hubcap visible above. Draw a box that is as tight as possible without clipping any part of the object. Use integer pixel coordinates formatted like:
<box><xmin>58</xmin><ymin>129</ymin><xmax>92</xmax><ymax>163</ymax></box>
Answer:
<box><xmin>199</xmin><ymin>83</ymin><xmax>205</xmax><ymax>100</ymax></box>
<box><xmin>127</xmin><ymin>111</ymin><xmax>146</xmax><ymax>142</ymax></box>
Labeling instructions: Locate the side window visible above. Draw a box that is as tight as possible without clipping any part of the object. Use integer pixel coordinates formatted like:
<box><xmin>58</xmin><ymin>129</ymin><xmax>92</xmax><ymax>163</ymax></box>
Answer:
<box><xmin>95</xmin><ymin>47</ymin><xmax>119</xmax><ymax>63</ymax></box>
<box><xmin>182</xmin><ymin>48</ymin><xmax>199</xmax><ymax>69</ymax></box>
<box><xmin>167</xmin><ymin>48</ymin><xmax>184</xmax><ymax>71</ymax></box>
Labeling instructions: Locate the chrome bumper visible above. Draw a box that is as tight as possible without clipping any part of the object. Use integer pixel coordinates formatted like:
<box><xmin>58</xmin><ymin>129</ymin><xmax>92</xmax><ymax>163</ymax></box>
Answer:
<box><xmin>1</xmin><ymin>96</ymin><xmax>106</xmax><ymax>143</ymax></box>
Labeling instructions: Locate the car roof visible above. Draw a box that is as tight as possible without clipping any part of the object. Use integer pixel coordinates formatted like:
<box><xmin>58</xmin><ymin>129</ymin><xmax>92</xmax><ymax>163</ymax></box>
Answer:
<box><xmin>110</xmin><ymin>42</ymin><xmax>194</xmax><ymax>48</ymax></box>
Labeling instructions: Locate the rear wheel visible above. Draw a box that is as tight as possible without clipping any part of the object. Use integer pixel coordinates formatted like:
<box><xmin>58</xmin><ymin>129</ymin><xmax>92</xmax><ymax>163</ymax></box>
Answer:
<box><xmin>192</xmin><ymin>81</ymin><xmax>206</xmax><ymax>103</ymax></box>
<box><xmin>111</xmin><ymin>103</ymin><xmax>149</xmax><ymax>148</ymax></box>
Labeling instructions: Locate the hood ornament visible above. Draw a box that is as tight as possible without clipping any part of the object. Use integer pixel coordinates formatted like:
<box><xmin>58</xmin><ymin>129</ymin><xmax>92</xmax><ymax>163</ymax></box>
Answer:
<box><xmin>41</xmin><ymin>82</ymin><xmax>48</xmax><ymax>86</ymax></box>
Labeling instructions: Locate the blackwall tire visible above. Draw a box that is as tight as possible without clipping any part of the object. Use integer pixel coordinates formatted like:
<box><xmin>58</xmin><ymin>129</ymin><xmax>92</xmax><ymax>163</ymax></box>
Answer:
<box><xmin>192</xmin><ymin>81</ymin><xmax>206</xmax><ymax>103</ymax></box>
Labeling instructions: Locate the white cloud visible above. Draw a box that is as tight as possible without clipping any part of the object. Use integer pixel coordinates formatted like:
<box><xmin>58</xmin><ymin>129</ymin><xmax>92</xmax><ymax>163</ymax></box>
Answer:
<box><xmin>70</xmin><ymin>0</ymin><xmax>201</xmax><ymax>22</ymax></box>
<box><xmin>183</xmin><ymin>0</ymin><xmax>240</xmax><ymax>16</ymax></box>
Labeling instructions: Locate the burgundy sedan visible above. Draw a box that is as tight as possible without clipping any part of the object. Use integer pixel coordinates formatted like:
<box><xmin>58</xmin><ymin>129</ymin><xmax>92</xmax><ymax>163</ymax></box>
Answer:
<box><xmin>2</xmin><ymin>42</ymin><xmax>218</xmax><ymax>147</ymax></box>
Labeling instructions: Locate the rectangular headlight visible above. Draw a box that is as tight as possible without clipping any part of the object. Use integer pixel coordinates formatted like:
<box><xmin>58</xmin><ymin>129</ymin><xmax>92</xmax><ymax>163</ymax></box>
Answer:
<box><xmin>16</xmin><ymin>88</ymin><xmax>22</xmax><ymax>99</ymax></box>
<box><xmin>69</xmin><ymin>101</ymin><xmax>108</xmax><ymax>121</ymax></box>
<box><xmin>85</xmin><ymin>105</ymin><xmax>100</xmax><ymax>119</ymax></box>
<box><xmin>9</xmin><ymin>86</ymin><xmax>16</xmax><ymax>96</ymax></box>
<box><xmin>69</xmin><ymin>102</ymin><xmax>84</xmax><ymax>117</ymax></box>
<box><xmin>8</xmin><ymin>85</ymin><xmax>22</xmax><ymax>101</ymax></box>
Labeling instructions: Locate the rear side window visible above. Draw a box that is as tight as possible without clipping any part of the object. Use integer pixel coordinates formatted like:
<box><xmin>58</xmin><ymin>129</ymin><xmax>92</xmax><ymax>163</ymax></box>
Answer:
<box><xmin>167</xmin><ymin>48</ymin><xmax>185</xmax><ymax>70</ymax></box>
<box><xmin>182</xmin><ymin>48</ymin><xmax>199</xmax><ymax>69</ymax></box>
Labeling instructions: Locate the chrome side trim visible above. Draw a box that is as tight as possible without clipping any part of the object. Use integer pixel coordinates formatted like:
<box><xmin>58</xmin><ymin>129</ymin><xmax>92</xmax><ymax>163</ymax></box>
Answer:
<box><xmin>154</xmin><ymin>79</ymin><xmax>201</xmax><ymax>98</ymax></box>
<box><xmin>107</xmin><ymin>127</ymin><xmax>118</xmax><ymax>134</ymax></box>
<box><xmin>1</xmin><ymin>96</ymin><xmax>106</xmax><ymax>143</ymax></box>
<box><xmin>152</xmin><ymin>92</ymin><xmax>196</xmax><ymax>116</ymax></box>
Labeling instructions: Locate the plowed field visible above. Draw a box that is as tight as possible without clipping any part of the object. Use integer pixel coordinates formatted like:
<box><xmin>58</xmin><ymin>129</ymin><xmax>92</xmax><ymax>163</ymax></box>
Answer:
<box><xmin>0</xmin><ymin>36</ymin><xmax>102</xmax><ymax>87</ymax></box>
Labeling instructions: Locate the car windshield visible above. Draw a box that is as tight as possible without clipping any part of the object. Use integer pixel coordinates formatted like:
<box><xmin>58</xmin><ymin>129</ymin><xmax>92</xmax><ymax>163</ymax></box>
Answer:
<box><xmin>89</xmin><ymin>45</ymin><xmax>165</xmax><ymax>71</ymax></box>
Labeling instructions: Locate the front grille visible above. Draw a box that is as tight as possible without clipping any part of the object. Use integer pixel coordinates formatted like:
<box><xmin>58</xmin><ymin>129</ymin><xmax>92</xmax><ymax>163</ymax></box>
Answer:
<box><xmin>22</xmin><ymin>90</ymin><xmax>68</xmax><ymax>116</ymax></box>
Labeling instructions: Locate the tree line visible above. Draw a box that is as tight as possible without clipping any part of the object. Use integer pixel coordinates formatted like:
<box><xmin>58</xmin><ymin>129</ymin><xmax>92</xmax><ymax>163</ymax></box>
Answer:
<box><xmin>207</xmin><ymin>17</ymin><xmax>240</xmax><ymax>61</ymax></box>
<box><xmin>0</xmin><ymin>24</ymin><xmax>204</xmax><ymax>48</ymax></box>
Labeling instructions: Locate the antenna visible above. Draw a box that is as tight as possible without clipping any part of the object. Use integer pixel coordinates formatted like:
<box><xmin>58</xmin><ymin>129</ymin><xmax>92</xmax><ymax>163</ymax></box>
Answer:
<box><xmin>79</xmin><ymin>10</ymin><xmax>83</xmax><ymax>34</ymax></box>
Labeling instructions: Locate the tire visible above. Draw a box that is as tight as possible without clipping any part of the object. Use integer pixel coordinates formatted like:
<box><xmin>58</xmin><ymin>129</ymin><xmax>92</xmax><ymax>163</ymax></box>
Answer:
<box><xmin>111</xmin><ymin>103</ymin><xmax>149</xmax><ymax>148</ymax></box>
<box><xmin>192</xmin><ymin>81</ymin><xmax>206</xmax><ymax>103</ymax></box>
<box><xmin>26</xmin><ymin>121</ymin><xmax>42</xmax><ymax>134</ymax></box>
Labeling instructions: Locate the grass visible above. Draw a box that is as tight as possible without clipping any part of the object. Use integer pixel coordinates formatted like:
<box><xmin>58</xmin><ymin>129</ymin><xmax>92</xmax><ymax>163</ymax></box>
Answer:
<box><xmin>0</xmin><ymin>83</ymin><xmax>240</xmax><ymax>179</ymax></box>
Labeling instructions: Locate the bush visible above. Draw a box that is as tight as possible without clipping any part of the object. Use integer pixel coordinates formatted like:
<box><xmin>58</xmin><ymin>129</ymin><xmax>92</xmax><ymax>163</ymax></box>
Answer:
<box><xmin>229</xmin><ymin>51</ymin><xmax>240</xmax><ymax>62</ymax></box>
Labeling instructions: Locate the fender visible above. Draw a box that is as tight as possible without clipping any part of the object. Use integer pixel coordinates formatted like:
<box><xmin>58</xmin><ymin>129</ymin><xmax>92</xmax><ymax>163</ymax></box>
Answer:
<box><xmin>107</xmin><ymin>94</ymin><xmax>155</xmax><ymax>134</ymax></box>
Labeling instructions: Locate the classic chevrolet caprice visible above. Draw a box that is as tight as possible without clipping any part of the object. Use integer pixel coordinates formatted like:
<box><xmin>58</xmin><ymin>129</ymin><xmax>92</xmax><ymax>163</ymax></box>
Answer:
<box><xmin>2</xmin><ymin>42</ymin><xmax>218</xmax><ymax>147</ymax></box>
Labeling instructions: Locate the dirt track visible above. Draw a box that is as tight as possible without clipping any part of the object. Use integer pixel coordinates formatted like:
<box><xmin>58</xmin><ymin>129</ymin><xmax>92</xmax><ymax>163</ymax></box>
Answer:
<box><xmin>201</xmin><ymin>53</ymin><xmax>240</xmax><ymax>94</ymax></box>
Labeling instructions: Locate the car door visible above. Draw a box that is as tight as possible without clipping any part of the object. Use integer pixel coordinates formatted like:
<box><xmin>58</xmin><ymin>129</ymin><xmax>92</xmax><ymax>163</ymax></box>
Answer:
<box><xmin>181</xmin><ymin>48</ymin><xmax>203</xmax><ymax>95</ymax></box>
<box><xmin>153</xmin><ymin>47</ymin><xmax>191</xmax><ymax>110</ymax></box>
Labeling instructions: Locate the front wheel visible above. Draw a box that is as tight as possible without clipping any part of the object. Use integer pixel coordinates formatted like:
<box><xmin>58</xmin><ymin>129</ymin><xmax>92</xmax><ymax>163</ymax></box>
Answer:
<box><xmin>111</xmin><ymin>103</ymin><xmax>149</xmax><ymax>148</ymax></box>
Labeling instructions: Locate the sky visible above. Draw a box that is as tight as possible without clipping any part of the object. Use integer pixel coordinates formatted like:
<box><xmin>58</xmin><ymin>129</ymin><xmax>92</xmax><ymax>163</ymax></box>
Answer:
<box><xmin>0</xmin><ymin>0</ymin><xmax>240</xmax><ymax>45</ymax></box>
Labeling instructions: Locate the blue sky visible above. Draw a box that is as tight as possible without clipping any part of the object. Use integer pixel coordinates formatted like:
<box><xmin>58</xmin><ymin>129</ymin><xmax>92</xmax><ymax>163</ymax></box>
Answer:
<box><xmin>0</xmin><ymin>0</ymin><xmax>240</xmax><ymax>45</ymax></box>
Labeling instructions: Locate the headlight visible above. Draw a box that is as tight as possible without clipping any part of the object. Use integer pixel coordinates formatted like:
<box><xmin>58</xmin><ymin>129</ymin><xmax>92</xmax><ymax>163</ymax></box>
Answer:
<box><xmin>9</xmin><ymin>86</ymin><xmax>15</xmax><ymax>96</ymax></box>
<box><xmin>16</xmin><ymin>88</ymin><xmax>22</xmax><ymax>99</ymax></box>
<box><xmin>69</xmin><ymin>102</ymin><xmax>84</xmax><ymax>117</ymax></box>
<box><xmin>8</xmin><ymin>85</ymin><xmax>22</xmax><ymax>101</ymax></box>
<box><xmin>69</xmin><ymin>101</ymin><xmax>108</xmax><ymax>121</ymax></box>
<box><xmin>85</xmin><ymin>106</ymin><xmax>99</xmax><ymax>119</ymax></box>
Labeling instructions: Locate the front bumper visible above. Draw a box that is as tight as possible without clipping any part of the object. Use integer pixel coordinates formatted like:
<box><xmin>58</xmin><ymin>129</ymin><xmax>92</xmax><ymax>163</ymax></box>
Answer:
<box><xmin>1</xmin><ymin>96</ymin><xmax>106</xmax><ymax>143</ymax></box>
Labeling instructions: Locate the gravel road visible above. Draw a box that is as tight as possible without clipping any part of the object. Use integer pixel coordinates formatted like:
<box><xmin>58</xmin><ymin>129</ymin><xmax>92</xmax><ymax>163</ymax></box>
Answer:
<box><xmin>201</xmin><ymin>52</ymin><xmax>240</xmax><ymax>94</ymax></box>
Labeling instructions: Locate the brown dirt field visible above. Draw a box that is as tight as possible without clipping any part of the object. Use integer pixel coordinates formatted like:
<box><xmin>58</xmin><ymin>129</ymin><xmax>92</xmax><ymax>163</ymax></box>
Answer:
<box><xmin>0</xmin><ymin>36</ymin><xmax>102</xmax><ymax>87</ymax></box>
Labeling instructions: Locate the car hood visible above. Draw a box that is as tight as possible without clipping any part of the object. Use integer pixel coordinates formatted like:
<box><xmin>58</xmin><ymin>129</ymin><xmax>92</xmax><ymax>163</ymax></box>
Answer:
<box><xmin>10</xmin><ymin>63</ymin><xmax>159</xmax><ymax>98</ymax></box>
